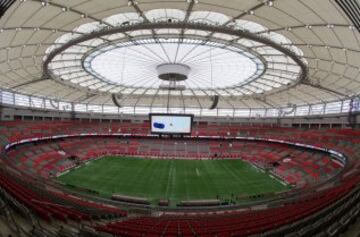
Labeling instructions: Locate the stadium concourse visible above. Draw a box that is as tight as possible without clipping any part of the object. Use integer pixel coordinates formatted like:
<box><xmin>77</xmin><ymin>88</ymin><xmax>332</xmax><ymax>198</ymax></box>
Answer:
<box><xmin>0</xmin><ymin>0</ymin><xmax>360</xmax><ymax>237</ymax></box>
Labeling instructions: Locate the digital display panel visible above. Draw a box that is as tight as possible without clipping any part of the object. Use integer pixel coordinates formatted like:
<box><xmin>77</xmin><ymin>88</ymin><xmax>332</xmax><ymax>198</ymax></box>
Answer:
<box><xmin>150</xmin><ymin>114</ymin><xmax>193</xmax><ymax>135</ymax></box>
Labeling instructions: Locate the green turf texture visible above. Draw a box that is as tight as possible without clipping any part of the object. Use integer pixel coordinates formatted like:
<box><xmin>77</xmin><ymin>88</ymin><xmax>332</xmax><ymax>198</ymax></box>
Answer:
<box><xmin>57</xmin><ymin>157</ymin><xmax>289</xmax><ymax>204</ymax></box>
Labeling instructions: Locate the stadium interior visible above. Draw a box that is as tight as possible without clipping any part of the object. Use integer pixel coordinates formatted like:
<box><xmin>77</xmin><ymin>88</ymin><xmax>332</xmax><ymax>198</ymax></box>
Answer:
<box><xmin>0</xmin><ymin>0</ymin><xmax>359</xmax><ymax>237</ymax></box>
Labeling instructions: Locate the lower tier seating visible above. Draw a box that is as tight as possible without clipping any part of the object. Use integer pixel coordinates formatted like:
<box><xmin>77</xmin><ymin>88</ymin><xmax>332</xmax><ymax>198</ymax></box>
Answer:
<box><xmin>0</xmin><ymin>171</ymin><xmax>127</xmax><ymax>222</ymax></box>
<box><xmin>96</xmin><ymin>175</ymin><xmax>360</xmax><ymax>237</ymax></box>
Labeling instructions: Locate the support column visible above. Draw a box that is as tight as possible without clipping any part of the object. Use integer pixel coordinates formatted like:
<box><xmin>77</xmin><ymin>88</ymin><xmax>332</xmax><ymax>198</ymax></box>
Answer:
<box><xmin>71</xmin><ymin>103</ymin><xmax>76</xmax><ymax>120</ymax></box>
<box><xmin>0</xmin><ymin>91</ymin><xmax>2</xmax><ymax>121</ymax></box>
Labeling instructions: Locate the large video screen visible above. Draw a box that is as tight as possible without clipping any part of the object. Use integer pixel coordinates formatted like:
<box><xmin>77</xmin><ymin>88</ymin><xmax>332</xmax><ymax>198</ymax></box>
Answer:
<box><xmin>150</xmin><ymin>114</ymin><xmax>193</xmax><ymax>135</ymax></box>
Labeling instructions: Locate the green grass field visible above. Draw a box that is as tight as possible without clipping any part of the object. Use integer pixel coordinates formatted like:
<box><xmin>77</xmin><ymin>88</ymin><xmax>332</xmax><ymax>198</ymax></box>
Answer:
<box><xmin>57</xmin><ymin>157</ymin><xmax>289</xmax><ymax>204</ymax></box>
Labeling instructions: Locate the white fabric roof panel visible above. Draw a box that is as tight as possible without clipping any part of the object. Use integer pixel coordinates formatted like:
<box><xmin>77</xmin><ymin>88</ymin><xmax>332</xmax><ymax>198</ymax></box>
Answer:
<box><xmin>0</xmin><ymin>0</ymin><xmax>358</xmax><ymax>114</ymax></box>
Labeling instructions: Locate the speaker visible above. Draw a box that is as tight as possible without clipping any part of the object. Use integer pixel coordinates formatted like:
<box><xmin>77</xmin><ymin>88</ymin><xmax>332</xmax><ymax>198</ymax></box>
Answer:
<box><xmin>49</xmin><ymin>100</ymin><xmax>59</xmax><ymax>109</ymax></box>
<box><xmin>209</xmin><ymin>95</ymin><xmax>219</xmax><ymax>110</ymax></box>
<box><xmin>112</xmin><ymin>94</ymin><xmax>122</xmax><ymax>108</ymax></box>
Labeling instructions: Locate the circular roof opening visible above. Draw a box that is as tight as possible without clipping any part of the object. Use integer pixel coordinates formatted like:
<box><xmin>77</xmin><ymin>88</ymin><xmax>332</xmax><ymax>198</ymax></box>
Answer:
<box><xmin>83</xmin><ymin>40</ymin><xmax>264</xmax><ymax>89</ymax></box>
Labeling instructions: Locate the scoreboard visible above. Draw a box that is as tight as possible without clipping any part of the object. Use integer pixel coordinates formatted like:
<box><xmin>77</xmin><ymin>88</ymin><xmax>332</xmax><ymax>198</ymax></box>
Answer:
<box><xmin>150</xmin><ymin>114</ymin><xmax>193</xmax><ymax>135</ymax></box>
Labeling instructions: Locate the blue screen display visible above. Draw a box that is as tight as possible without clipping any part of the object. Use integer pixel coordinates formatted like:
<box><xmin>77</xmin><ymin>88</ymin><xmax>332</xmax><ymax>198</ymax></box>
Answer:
<box><xmin>151</xmin><ymin>115</ymin><xmax>192</xmax><ymax>134</ymax></box>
